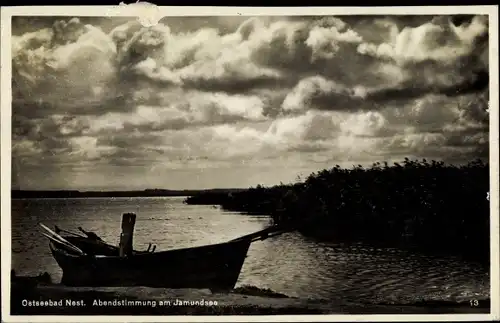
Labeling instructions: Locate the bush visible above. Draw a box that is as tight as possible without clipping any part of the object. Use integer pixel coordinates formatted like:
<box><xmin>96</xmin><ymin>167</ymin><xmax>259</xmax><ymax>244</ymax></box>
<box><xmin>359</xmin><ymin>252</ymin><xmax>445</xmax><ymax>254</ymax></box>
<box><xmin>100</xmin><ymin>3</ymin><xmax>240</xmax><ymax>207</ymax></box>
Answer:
<box><xmin>185</xmin><ymin>159</ymin><xmax>490</xmax><ymax>263</ymax></box>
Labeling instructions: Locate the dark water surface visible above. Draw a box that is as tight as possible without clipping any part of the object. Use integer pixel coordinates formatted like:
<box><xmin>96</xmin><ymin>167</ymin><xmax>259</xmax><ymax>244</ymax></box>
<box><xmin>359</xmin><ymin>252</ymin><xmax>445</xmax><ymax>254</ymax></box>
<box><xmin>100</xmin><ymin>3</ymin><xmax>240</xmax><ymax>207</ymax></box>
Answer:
<box><xmin>11</xmin><ymin>197</ymin><xmax>489</xmax><ymax>304</ymax></box>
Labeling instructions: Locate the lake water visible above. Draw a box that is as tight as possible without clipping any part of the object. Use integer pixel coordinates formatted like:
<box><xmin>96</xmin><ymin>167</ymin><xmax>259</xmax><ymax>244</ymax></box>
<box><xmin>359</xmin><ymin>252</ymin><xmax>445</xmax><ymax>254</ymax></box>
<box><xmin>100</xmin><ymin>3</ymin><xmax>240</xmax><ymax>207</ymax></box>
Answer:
<box><xmin>11</xmin><ymin>197</ymin><xmax>490</xmax><ymax>304</ymax></box>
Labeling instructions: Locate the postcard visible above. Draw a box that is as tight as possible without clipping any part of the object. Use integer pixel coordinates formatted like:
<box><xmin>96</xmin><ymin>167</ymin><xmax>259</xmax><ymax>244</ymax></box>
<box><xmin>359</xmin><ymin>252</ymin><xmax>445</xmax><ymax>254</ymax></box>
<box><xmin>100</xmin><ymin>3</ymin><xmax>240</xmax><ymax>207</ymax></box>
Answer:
<box><xmin>1</xmin><ymin>4</ymin><xmax>499</xmax><ymax>323</ymax></box>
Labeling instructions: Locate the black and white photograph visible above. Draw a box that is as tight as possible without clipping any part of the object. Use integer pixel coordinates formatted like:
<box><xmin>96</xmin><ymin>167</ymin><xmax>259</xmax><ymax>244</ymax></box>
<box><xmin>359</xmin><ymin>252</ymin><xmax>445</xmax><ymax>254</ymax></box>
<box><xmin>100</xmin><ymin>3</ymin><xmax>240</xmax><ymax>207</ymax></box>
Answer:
<box><xmin>1</xmin><ymin>5</ymin><xmax>499</xmax><ymax>321</ymax></box>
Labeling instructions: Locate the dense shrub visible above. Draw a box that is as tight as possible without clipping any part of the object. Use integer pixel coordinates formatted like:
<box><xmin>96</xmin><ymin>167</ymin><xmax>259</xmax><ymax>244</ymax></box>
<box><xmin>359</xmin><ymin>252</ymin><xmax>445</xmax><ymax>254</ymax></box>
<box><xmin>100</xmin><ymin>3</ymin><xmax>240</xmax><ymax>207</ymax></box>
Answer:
<box><xmin>185</xmin><ymin>159</ymin><xmax>490</xmax><ymax>263</ymax></box>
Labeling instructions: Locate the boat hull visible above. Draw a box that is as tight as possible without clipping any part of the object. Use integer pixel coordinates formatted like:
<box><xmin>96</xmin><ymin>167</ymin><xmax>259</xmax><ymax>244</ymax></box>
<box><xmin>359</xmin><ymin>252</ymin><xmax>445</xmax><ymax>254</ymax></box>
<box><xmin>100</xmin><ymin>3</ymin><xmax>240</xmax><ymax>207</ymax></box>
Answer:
<box><xmin>50</xmin><ymin>238</ymin><xmax>251</xmax><ymax>293</ymax></box>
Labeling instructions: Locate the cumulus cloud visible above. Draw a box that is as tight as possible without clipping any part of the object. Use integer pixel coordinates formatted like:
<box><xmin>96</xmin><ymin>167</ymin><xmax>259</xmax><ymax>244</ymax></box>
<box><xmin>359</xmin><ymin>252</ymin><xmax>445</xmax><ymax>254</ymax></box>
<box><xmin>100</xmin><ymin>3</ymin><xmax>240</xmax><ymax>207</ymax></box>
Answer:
<box><xmin>12</xmin><ymin>18</ymin><xmax>120</xmax><ymax>113</ymax></box>
<box><xmin>11</xmin><ymin>15</ymin><xmax>490</xmax><ymax>189</ymax></box>
<box><xmin>282</xmin><ymin>76</ymin><xmax>371</xmax><ymax>113</ymax></box>
<box><xmin>87</xmin><ymin>91</ymin><xmax>267</xmax><ymax>136</ymax></box>
<box><xmin>13</xmin><ymin>15</ymin><xmax>489</xmax><ymax>110</ymax></box>
<box><xmin>357</xmin><ymin>16</ymin><xmax>488</xmax><ymax>64</ymax></box>
<box><xmin>357</xmin><ymin>15</ymin><xmax>489</xmax><ymax>98</ymax></box>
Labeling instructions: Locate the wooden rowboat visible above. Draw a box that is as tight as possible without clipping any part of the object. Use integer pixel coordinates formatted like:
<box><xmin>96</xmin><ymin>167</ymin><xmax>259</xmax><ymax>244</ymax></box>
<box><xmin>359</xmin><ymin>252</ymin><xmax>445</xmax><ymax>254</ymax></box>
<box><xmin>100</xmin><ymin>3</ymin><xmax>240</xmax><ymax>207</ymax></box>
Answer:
<box><xmin>43</xmin><ymin>221</ymin><xmax>288</xmax><ymax>293</ymax></box>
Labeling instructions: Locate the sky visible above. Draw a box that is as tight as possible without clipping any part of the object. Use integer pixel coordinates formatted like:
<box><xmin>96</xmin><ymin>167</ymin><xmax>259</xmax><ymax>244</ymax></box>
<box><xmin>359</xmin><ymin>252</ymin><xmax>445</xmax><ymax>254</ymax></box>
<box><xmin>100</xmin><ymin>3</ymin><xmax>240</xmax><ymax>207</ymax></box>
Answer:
<box><xmin>10</xmin><ymin>15</ymin><xmax>490</xmax><ymax>190</ymax></box>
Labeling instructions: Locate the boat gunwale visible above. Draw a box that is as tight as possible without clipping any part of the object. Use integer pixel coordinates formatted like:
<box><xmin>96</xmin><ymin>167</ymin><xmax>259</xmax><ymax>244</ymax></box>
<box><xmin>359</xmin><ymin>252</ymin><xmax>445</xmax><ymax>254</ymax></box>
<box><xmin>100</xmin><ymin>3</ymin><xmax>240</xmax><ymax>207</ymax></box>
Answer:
<box><xmin>49</xmin><ymin>235</ymin><xmax>252</xmax><ymax>259</ymax></box>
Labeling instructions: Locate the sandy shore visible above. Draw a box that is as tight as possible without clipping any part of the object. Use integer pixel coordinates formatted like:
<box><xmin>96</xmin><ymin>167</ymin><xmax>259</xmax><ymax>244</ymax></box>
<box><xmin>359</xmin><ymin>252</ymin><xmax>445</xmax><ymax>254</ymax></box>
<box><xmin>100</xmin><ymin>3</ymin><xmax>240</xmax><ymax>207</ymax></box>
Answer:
<box><xmin>10</xmin><ymin>274</ymin><xmax>490</xmax><ymax>315</ymax></box>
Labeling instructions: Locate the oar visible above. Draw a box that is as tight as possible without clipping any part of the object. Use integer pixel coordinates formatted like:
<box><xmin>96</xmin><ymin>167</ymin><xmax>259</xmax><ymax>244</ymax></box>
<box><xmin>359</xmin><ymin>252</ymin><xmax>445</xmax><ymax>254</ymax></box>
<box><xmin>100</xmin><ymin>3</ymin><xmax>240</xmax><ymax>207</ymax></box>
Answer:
<box><xmin>41</xmin><ymin>232</ymin><xmax>85</xmax><ymax>256</ymax></box>
<box><xmin>249</xmin><ymin>229</ymin><xmax>289</xmax><ymax>243</ymax></box>
<box><xmin>78</xmin><ymin>226</ymin><xmax>104</xmax><ymax>241</ymax></box>
<box><xmin>39</xmin><ymin>223</ymin><xmax>85</xmax><ymax>255</ymax></box>
<box><xmin>41</xmin><ymin>232</ymin><xmax>83</xmax><ymax>254</ymax></box>
<box><xmin>231</xmin><ymin>226</ymin><xmax>292</xmax><ymax>243</ymax></box>
<box><xmin>54</xmin><ymin>225</ymin><xmax>87</xmax><ymax>238</ymax></box>
<box><xmin>40</xmin><ymin>225</ymin><xmax>82</xmax><ymax>251</ymax></box>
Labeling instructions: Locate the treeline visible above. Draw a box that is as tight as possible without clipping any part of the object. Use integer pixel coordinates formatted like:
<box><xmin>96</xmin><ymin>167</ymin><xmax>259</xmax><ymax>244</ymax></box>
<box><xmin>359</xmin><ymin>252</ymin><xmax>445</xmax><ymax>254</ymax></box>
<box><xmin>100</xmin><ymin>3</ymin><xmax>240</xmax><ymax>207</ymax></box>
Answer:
<box><xmin>186</xmin><ymin>159</ymin><xmax>490</xmax><ymax>263</ymax></box>
<box><xmin>11</xmin><ymin>188</ymin><xmax>246</xmax><ymax>199</ymax></box>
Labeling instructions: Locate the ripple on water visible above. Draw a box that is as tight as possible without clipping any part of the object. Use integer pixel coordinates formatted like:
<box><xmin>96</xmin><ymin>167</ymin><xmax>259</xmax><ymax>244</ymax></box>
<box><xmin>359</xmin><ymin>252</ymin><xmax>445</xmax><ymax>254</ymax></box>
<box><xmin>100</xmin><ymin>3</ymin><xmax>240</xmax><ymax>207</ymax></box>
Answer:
<box><xmin>11</xmin><ymin>197</ymin><xmax>490</xmax><ymax>305</ymax></box>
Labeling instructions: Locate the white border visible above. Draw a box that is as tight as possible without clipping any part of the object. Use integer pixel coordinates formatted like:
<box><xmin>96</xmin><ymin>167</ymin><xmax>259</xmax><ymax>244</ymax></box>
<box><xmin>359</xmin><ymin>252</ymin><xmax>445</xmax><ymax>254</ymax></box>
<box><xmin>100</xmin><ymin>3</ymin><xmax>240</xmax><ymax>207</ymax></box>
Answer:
<box><xmin>1</xmin><ymin>5</ymin><xmax>499</xmax><ymax>323</ymax></box>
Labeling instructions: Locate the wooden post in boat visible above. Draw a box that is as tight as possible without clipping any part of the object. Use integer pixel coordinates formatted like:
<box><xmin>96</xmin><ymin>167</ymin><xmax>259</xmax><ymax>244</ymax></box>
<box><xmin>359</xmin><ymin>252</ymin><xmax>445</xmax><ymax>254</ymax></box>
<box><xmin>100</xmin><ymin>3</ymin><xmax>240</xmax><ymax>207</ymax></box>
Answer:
<box><xmin>119</xmin><ymin>213</ymin><xmax>136</xmax><ymax>257</ymax></box>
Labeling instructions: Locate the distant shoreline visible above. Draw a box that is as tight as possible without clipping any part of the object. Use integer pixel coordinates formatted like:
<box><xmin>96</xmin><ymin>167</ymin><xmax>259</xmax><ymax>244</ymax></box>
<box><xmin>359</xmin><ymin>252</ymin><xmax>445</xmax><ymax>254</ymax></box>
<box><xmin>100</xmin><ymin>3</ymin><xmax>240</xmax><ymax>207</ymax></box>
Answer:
<box><xmin>11</xmin><ymin>189</ymin><xmax>245</xmax><ymax>199</ymax></box>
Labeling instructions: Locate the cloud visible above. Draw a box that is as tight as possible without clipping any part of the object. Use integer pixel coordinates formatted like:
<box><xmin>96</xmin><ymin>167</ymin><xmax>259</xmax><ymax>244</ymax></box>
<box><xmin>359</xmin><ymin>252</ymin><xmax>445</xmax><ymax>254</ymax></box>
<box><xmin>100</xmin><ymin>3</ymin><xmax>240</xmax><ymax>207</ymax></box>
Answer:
<box><xmin>362</xmin><ymin>15</ymin><xmax>488</xmax><ymax>64</ymax></box>
<box><xmin>13</xmin><ymin>15</ymin><xmax>488</xmax><ymax>113</ymax></box>
<box><xmin>281</xmin><ymin>76</ymin><xmax>370</xmax><ymax>113</ymax></box>
<box><xmin>11</xmin><ymin>15</ymin><xmax>490</xmax><ymax>189</ymax></box>
<box><xmin>265</xmin><ymin>111</ymin><xmax>342</xmax><ymax>148</ymax></box>
<box><xmin>357</xmin><ymin>15</ymin><xmax>489</xmax><ymax>98</ymax></box>
<box><xmin>12</xmin><ymin>18</ymin><xmax>120</xmax><ymax>114</ymax></box>
<box><xmin>188</xmin><ymin>90</ymin><xmax>488</xmax><ymax>164</ymax></box>
<box><xmin>12</xmin><ymin>114</ymin><xmax>91</xmax><ymax>165</ymax></box>
<box><xmin>88</xmin><ymin>91</ymin><xmax>267</xmax><ymax>135</ymax></box>
<box><xmin>341</xmin><ymin>111</ymin><xmax>389</xmax><ymax>137</ymax></box>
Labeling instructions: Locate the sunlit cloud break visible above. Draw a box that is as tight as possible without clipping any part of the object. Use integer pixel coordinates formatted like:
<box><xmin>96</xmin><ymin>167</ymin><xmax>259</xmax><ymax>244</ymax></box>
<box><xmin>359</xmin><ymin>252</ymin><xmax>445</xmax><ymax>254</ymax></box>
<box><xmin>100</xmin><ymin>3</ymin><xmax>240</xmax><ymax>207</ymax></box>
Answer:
<box><xmin>11</xmin><ymin>15</ymin><xmax>489</xmax><ymax>190</ymax></box>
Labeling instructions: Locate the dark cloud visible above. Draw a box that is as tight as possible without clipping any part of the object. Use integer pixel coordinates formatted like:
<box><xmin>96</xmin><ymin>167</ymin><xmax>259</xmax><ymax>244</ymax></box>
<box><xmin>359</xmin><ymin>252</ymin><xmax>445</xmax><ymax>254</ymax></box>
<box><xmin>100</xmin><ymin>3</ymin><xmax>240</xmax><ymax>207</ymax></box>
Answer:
<box><xmin>367</xmin><ymin>68</ymin><xmax>488</xmax><ymax>103</ymax></box>
<box><xmin>11</xmin><ymin>16</ymin><xmax>134</xmax><ymax>35</ymax></box>
<box><xmin>10</xmin><ymin>14</ymin><xmax>491</xmax><ymax>189</ymax></box>
<box><xmin>181</xmin><ymin>74</ymin><xmax>290</xmax><ymax>94</ymax></box>
<box><xmin>96</xmin><ymin>132</ymin><xmax>164</xmax><ymax>149</ymax></box>
<box><xmin>158</xmin><ymin>16</ymin><xmax>249</xmax><ymax>34</ymax></box>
